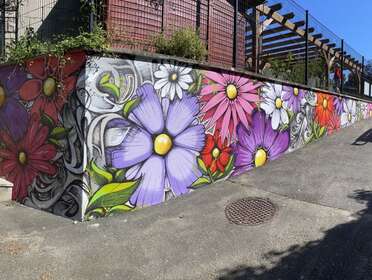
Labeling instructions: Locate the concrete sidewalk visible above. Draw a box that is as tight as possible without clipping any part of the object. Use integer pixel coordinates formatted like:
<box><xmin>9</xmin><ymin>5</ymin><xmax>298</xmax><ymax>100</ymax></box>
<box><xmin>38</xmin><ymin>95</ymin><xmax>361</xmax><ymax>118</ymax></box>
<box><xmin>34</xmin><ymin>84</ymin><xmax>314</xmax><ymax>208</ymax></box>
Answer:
<box><xmin>1</xmin><ymin>119</ymin><xmax>372</xmax><ymax>280</ymax></box>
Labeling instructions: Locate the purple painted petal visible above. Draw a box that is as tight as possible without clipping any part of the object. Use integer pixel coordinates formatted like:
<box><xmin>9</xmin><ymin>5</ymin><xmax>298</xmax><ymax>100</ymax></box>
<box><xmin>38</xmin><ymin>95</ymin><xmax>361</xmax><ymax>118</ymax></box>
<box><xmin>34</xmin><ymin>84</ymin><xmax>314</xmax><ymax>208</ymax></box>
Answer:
<box><xmin>234</xmin><ymin>144</ymin><xmax>253</xmax><ymax>168</ymax></box>
<box><xmin>252</xmin><ymin>110</ymin><xmax>266</xmax><ymax>147</ymax></box>
<box><xmin>166</xmin><ymin>147</ymin><xmax>201</xmax><ymax>196</ymax></box>
<box><xmin>166</xmin><ymin>93</ymin><xmax>199</xmax><ymax>137</ymax></box>
<box><xmin>129</xmin><ymin>155</ymin><xmax>165</xmax><ymax>207</ymax></box>
<box><xmin>268</xmin><ymin>130</ymin><xmax>289</xmax><ymax>160</ymax></box>
<box><xmin>0</xmin><ymin>98</ymin><xmax>28</xmax><ymax>141</ymax></box>
<box><xmin>236</xmin><ymin>124</ymin><xmax>256</xmax><ymax>153</ymax></box>
<box><xmin>107</xmin><ymin>127</ymin><xmax>153</xmax><ymax>168</ymax></box>
<box><xmin>131</xmin><ymin>84</ymin><xmax>164</xmax><ymax>135</ymax></box>
<box><xmin>174</xmin><ymin>125</ymin><xmax>205</xmax><ymax>152</ymax></box>
<box><xmin>0</xmin><ymin>66</ymin><xmax>27</xmax><ymax>95</ymax></box>
<box><xmin>263</xmin><ymin>118</ymin><xmax>278</xmax><ymax>150</ymax></box>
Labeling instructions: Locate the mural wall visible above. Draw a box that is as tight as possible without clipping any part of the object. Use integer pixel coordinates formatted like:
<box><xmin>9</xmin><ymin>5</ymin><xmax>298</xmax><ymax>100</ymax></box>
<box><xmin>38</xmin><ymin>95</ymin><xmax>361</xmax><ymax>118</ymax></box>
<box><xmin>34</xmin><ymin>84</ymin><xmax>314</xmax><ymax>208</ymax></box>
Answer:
<box><xmin>0</xmin><ymin>52</ymin><xmax>371</xmax><ymax>221</ymax></box>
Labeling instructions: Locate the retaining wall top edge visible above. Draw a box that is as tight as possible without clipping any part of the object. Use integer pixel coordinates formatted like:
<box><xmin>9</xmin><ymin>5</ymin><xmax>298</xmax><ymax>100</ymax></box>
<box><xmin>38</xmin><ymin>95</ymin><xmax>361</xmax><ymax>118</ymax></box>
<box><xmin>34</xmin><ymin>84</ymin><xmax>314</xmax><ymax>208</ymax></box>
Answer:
<box><xmin>87</xmin><ymin>48</ymin><xmax>372</xmax><ymax>104</ymax></box>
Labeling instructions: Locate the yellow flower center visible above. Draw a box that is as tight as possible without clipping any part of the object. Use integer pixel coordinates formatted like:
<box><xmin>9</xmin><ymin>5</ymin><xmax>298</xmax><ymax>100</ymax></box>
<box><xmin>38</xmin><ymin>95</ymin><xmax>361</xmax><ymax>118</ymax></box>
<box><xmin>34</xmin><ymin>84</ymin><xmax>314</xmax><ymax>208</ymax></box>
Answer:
<box><xmin>275</xmin><ymin>97</ymin><xmax>283</xmax><ymax>109</ymax></box>
<box><xmin>254</xmin><ymin>148</ymin><xmax>267</xmax><ymax>167</ymax></box>
<box><xmin>348</xmin><ymin>113</ymin><xmax>352</xmax><ymax>122</ymax></box>
<box><xmin>170</xmin><ymin>73</ymin><xmax>178</xmax><ymax>82</ymax></box>
<box><xmin>293</xmin><ymin>87</ymin><xmax>299</xmax><ymax>96</ymax></box>
<box><xmin>322</xmin><ymin>98</ymin><xmax>328</xmax><ymax>109</ymax></box>
<box><xmin>0</xmin><ymin>86</ymin><xmax>5</xmax><ymax>108</ymax></box>
<box><xmin>43</xmin><ymin>77</ymin><xmax>57</xmax><ymax>97</ymax></box>
<box><xmin>212</xmin><ymin>147</ymin><xmax>220</xmax><ymax>159</ymax></box>
<box><xmin>226</xmin><ymin>84</ymin><xmax>238</xmax><ymax>100</ymax></box>
<box><xmin>18</xmin><ymin>151</ymin><xmax>27</xmax><ymax>165</ymax></box>
<box><xmin>154</xmin><ymin>134</ymin><xmax>173</xmax><ymax>156</ymax></box>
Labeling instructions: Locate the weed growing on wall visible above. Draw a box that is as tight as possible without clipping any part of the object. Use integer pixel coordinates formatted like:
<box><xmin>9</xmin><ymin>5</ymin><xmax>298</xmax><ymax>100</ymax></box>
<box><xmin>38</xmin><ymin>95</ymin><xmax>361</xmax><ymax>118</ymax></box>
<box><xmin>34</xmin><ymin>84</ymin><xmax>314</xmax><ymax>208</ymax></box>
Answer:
<box><xmin>1</xmin><ymin>25</ymin><xmax>108</xmax><ymax>65</ymax></box>
<box><xmin>153</xmin><ymin>27</ymin><xmax>207</xmax><ymax>61</ymax></box>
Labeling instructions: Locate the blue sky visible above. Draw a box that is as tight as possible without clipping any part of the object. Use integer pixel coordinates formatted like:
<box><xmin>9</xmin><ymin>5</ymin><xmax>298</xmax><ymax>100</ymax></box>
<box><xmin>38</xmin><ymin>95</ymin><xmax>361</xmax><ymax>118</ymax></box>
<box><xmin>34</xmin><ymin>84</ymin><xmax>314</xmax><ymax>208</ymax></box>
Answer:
<box><xmin>295</xmin><ymin>0</ymin><xmax>372</xmax><ymax>60</ymax></box>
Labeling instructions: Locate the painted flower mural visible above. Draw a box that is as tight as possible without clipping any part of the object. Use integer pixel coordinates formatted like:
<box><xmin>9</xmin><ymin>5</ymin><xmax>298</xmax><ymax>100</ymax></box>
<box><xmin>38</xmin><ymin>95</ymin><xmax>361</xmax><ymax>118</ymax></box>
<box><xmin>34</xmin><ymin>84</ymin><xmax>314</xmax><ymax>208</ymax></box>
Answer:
<box><xmin>283</xmin><ymin>86</ymin><xmax>305</xmax><ymax>113</ymax></box>
<box><xmin>333</xmin><ymin>96</ymin><xmax>345</xmax><ymax>116</ymax></box>
<box><xmin>233</xmin><ymin>110</ymin><xmax>290</xmax><ymax>176</ymax></box>
<box><xmin>0</xmin><ymin>115</ymin><xmax>57</xmax><ymax>201</ymax></box>
<box><xmin>0</xmin><ymin>53</ymin><xmax>371</xmax><ymax>221</ymax></box>
<box><xmin>106</xmin><ymin>84</ymin><xmax>205</xmax><ymax>207</ymax></box>
<box><xmin>315</xmin><ymin>93</ymin><xmax>335</xmax><ymax>127</ymax></box>
<box><xmin>20</xmin><ymin>51</ymin><xmax>85</xmax><ymax>122</ymax></box>
<box><xmin>0</xmin><ymin>66</ymin><xmax>28</xmax><ymax>141</ymax></box>
<box><xmin>201</xmin><ymin>130</ymin><xmax>232</xmax><ymax>174</ymax></box>
<box><xmin>200</xmin><ymin>72</ymin><xmax>260</xmax><ymax>141</ymax></box>
<box><xmin>154</xmin><ymin>61</ymin><xmax>193</xmax><ymax>100</ymax></box>
<box><xmin>341</xmin><ymin>99</ymin><xmax>357</xmax><ymax>127</ymax></box>
<box><xmin>260</xmin><ymin>83</ymin><xmax>289</xmax><ymax>130</ymax></box>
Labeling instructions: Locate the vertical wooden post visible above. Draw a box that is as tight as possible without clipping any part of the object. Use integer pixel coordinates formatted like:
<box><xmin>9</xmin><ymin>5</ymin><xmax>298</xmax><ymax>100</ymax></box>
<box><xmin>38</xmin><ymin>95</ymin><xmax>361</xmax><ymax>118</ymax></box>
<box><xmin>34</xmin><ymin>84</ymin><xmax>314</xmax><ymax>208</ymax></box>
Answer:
<box><xmin>196</xmin><ymin>0</ymin><xmax>201</xmax><ymax>33</ymax></box>
<box><xmin>362</xmin><ymin>56</ymin><xmax>365</xmax><ymax>96</ymax></box>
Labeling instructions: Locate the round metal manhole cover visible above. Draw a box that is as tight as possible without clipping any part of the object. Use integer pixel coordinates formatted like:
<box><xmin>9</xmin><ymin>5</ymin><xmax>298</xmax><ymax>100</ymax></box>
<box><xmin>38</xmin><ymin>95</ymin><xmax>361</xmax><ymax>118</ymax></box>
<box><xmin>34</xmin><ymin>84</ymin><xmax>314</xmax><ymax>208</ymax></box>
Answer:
<box><xmin>225</xmin><ymin>197</ymin><xmax>276</xmax><ymax>225</ymax></box>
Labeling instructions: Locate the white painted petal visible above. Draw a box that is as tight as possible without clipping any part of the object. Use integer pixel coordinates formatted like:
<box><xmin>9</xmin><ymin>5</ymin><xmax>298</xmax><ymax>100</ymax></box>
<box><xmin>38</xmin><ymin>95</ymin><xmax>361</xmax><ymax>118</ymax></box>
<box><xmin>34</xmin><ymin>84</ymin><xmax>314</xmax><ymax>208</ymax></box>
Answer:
<box><xmin>175</xmin><ymin>84</ymin><xmax>183</xmax><ymax>99</ymax></box>
<box><xmin>154</xmin><ymin>78</ymin><xmax>169</xmax><ymax>90</ymax></box>
<box><xmin>154</xmin><ymin>69</ymin><xmax>169</xmax><ymax>79</ymax></box>
<box><xmin>260</xmin><ymin>101</ymin><xmax>275</xmax><ymax>115</ymax></box>
<box><xmin>179</xmin><ymin>74</ymin><xmax>193</xmax><ymax>84</ymax></box>
<box><xmin>271</xmin><ymin>109</ymin><xmax>281</xmax><ymax>130</ymax></box>
<box><xmin>280</xmin><ymin>109</ymin><xmax>289</xmax><ymax>125</ymax></box>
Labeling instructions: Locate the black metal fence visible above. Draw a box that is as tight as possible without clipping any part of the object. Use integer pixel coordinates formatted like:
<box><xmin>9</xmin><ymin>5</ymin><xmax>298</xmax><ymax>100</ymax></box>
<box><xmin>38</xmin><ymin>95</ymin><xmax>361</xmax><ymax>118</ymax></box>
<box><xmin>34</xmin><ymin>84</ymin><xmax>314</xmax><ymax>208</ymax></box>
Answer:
<box><xmin>0</xmin><ymin>0</ymin><xmax>370</xmax><ymax>99</ymax></box>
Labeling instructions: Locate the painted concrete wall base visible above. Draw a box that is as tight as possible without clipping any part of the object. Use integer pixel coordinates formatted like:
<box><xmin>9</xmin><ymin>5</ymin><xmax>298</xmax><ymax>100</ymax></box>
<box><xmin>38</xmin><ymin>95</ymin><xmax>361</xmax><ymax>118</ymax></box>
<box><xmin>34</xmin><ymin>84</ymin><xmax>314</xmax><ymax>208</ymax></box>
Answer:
<box><xmin>0</xmin><ymin>51</ymin><xmax>371</xmax><ymax>221</ymax></box>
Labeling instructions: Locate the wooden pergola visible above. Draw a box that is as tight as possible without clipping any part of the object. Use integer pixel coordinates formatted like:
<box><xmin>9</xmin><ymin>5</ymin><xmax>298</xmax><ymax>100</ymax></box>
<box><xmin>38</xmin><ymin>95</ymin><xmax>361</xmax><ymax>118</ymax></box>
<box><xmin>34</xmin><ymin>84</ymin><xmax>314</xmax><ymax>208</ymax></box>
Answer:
<box><xmin>242</xmin><ymin>1</ymin><xmax>364</xmax><ymax>92</ymax></box>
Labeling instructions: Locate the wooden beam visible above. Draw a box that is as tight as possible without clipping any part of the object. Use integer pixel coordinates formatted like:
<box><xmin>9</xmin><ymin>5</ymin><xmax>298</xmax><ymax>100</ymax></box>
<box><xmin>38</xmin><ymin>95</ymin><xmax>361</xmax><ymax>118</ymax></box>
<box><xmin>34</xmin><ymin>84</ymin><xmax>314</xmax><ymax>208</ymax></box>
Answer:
<box><xmin>256</xmin><ymin>4</ymin><xmax>361</xmax><ymax>71</ymax></box>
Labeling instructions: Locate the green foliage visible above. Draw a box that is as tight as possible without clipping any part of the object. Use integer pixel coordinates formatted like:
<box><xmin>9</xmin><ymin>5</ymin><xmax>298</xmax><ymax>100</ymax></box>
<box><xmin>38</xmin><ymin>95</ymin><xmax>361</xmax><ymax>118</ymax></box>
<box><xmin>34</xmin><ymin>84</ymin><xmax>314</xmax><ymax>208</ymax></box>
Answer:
<box><xmin>153</xmin><ymin>27</ymin><xmax>207</xmax><ymax>61</ymax></box>
<box><xmin>1</xmin><ymin>25</ymin><xmax>108</xmax><ymax>64</ymax></box>
<box><xmin>266</xmin><ymin>53</ymin><xmax>326</xmax><ymax>86</ymax></box>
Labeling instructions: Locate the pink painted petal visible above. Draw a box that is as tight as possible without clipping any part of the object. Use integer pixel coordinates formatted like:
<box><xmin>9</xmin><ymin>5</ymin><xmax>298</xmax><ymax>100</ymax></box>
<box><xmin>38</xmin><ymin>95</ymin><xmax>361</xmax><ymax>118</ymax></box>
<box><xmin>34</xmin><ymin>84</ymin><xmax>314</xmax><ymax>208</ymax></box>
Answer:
<box><xmin>200</xmin><ymin>84</ymin><xmax>224</xmax><ymax>96</ymax></box>
<box><xmin>231</xmin><ymin>105</ymin><xmax>239</xmax><ymax>139</ymax></box>
<box><xmin>236</xmin><ymin>76</ymin><xmax>250</xmax><ymax>88</ymax></box>
<box><xmin>201</xmin><ymin>92</ymin><xmax>226</xmax><ymax>113</ymax></box>
<box><xmin>238</xmin><ymin>97</ymin><xmax>255</xmax><ymax>114</ymax></box>
<box><xmin>210</xmin><ymin>99</ymin><xmax>229</xmax><ymax>125</ymax></box>
<box><xmin>221</xmin><ymin>107</ymin><xmax>232</xmax><ymax>141</ymax></box>
<box><xmin>235</xmin><ymin>102</ymin><xmax>249</xmax><ymax>129</ymax></box>
<box><xmin>205</xmin><ymin>71</ymin><xmax>227</xmax><ymax>85</ymax></box>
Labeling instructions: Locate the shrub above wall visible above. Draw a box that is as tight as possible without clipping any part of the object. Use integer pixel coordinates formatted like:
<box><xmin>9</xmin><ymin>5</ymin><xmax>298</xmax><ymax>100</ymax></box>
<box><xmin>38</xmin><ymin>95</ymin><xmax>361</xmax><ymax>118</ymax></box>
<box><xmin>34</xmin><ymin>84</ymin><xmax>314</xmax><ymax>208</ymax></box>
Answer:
<box><xmin>0</xmin><ymin>50</ymin><xmax>371</xmax><ymax>221</ymax></box>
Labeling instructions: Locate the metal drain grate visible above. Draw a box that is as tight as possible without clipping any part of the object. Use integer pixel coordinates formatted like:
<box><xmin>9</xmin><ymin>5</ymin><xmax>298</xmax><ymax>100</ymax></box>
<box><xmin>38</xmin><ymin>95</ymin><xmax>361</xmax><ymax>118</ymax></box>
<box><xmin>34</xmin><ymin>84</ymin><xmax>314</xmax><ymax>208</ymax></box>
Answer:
<box><xmin>225</xmin><ymin>197</ymin><xmax>276</xmax><ymax>225</ymax></box>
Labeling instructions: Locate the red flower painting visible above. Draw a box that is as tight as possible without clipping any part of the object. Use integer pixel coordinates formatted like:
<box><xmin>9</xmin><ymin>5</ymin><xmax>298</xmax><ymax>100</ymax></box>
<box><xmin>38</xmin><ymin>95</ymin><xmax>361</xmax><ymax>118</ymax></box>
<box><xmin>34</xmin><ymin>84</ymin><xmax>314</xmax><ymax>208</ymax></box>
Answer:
<box><xmin>201</xmin><ymin>130</ymin><xmax>232</xmax><ymax>174</ymax></box>
<box><xmin>0</xmin><ymin>115</ymin><xmax>57</xmax><ymax>201</ymax></box>
<box><xmin>19</xmin><ymin>50</ymin><xmax>85</xmax><ymax>122</ymax></box>
<box><xmin>315</xmin><ymin>93</ymin><xmax>335</xmax><ymax>127</ymax></box>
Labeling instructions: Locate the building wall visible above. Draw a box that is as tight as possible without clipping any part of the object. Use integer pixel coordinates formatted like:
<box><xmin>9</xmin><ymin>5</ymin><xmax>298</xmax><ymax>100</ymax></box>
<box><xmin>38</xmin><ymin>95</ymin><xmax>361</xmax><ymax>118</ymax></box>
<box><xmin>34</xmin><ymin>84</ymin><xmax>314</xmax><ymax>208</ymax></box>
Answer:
<box><xmin>0</xmin><ymin>51</ymin><xmax>371</xmax><ymax>221</ymax></box>
<box><xmin>18</xmin><ymin>0</ymin><xmax>84</xmax><ymax>40</ymax></box>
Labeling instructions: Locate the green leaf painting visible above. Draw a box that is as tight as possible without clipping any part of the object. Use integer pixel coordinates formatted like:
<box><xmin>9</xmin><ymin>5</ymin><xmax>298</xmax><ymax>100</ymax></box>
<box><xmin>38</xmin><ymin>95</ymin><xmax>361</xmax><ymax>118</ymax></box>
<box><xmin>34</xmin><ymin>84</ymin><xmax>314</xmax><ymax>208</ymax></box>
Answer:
<box><xmin>86</xmin><ymin>180</ymin><xmax>139</xmax><ymax>213</ymax></box>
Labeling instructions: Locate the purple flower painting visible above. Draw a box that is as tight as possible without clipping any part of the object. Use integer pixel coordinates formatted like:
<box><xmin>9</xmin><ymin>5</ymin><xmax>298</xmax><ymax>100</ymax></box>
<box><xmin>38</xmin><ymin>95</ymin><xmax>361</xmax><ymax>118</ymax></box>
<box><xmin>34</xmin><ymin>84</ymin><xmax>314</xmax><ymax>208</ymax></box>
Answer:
<box><xmin>0</xmin><ymin>66</ymin><xmax>28</xmax><ymax>140</ymax></box>
<box><xmin>106</xmin><ymin>84</ymin><xmax>205</xmax><ymax>207</ymax></box>
<box><xmin>282</xmin><ymin>86</ymin><xmax>305</xmax><ymax>113</ymax></box>
<box><xmin>233</xmin><ymin>110</ymin><xmax>290</xmax><ymax>176</ymax></box>
<box><xmin>333</xmin><ymin>96</ymin><xmax>345</xmax><ymax>116</ymax></box>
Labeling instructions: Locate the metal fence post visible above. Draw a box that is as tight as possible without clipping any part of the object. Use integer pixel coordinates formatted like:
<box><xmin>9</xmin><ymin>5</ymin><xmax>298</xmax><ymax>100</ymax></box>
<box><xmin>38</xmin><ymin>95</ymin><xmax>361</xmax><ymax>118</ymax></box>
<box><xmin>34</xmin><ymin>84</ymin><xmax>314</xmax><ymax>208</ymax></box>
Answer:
<box><xmin>89</xmin><ymin>0</ymin><xmax>95</xmax><ymax>33</ymax></box>
<box><xmin>233</xmin><ymin>0</ymin><xmax>238</xmax><ymax>68</ymax></box>
<box><xmin>305</xmin><ymin>10</ymin><xmax>309</xmax><ymax>85</ymax></box>
<box><xmin>196</xmin><ymin>0</ymin><xmax>201</xmax><ymax>33</ymax></box>
<box><xmin>161</xmin><ymin>0</ymin><xmax>165</xmax><ymax>32</ymax></box>
<box><xmin>340</xmin><ymin>39</ymin><xmax>344</xmax><ymax>94</ymax></box>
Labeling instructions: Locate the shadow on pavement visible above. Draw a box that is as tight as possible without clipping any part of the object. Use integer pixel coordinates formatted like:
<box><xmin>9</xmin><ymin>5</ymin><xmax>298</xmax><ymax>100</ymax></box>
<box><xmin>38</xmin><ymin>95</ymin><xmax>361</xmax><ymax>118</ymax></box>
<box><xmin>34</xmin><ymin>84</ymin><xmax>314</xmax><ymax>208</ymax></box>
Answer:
<box><xmin>217</xmin><ymin>190</ymin><xmax>372</xmax><ymax>280</ymax></box>
<box><xmin>352</xmin><ymin>129</ymin><xmax>372</xmax><ymax>146</ymax></box>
